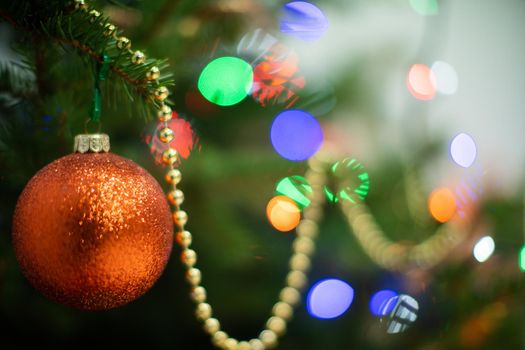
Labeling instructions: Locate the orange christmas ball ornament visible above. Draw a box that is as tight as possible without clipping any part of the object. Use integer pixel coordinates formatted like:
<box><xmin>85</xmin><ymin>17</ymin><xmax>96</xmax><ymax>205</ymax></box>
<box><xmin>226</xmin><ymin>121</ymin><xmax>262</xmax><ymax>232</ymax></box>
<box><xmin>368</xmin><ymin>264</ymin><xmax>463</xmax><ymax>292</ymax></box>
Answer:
<box><xmin>12</xmin><ymin>134</ymin><xmax>173</xmax><ymax>310</ymax></box>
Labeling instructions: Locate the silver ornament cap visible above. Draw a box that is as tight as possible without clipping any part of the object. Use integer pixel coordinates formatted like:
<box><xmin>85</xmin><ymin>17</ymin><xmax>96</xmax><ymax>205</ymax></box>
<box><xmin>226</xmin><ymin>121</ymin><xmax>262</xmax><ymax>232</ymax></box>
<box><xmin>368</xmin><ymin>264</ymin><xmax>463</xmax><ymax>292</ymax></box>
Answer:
<box><xmin>74</xmin><ymin>134</ymin><xmax>110</xmax><ymax>153</ymax></box>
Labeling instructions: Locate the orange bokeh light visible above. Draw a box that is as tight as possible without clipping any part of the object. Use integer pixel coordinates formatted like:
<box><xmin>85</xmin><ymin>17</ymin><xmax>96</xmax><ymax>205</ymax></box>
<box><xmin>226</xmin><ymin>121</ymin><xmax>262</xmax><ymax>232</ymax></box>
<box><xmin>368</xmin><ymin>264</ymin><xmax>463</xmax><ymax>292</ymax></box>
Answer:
<box><xmin>407</xmin><ymin>64</ymin><xmax>436</xmax><ymax>100</ymax></box>
<box><xmin>428</xmin><ymin>187</ymin><xmax>457</xmax><ymax>223</ymax></box>
<box><xmin>266</xmin><ymin>195</ymin><xmax>301</xmax><ymax>232</ymax></box>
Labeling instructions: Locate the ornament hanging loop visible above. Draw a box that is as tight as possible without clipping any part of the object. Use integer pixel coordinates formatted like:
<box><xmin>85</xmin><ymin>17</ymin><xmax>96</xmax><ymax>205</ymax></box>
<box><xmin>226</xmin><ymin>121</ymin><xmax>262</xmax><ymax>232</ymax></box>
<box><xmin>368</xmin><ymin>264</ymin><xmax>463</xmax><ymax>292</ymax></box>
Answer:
<box><xmin>89</xmin><ymin>53</ymin><xmax>111</xmax><ymax>123</ymax></box>
<box><xmin>84</xmin><ymin>118</ymin><xmax>102</xmax><ymax>134</ymax></box>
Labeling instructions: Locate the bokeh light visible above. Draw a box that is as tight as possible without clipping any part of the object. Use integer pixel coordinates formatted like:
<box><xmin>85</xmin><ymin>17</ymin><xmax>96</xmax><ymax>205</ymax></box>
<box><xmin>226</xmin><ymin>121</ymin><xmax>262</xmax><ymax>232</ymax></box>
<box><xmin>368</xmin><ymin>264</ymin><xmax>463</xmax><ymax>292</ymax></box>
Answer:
<box><xmin>381</xmin><ymin>294</ymin><xmax>419</xmax><ymax>334</ymax></box>
<box><xmin>270</xmin><ymin>109</ymin><xmax>323</xmax><ymax>161</ymax></box>
<box><xmin>144</xmin><ymin>111</ymin><xmax>198</xmax><ymax>166</ymax></box>
<box><xmin>450</xmin><ymin>133</ymin><xmax>477</xmax><ymax>168</ymax></box>
<box><xmin>473</xmin><ymin>236</ymin><xmax>495</xmax><ymax>263</ymax></box>
<box><xmin>280</xmin><ymin>1</ymin><xmax>329</xmax><ymax>42</ymax></box>
<box><xmin>324</xmin><ymin>158</ymin><xmax>370</xmax><ymax>204</ymax></box>
<box><xmin>307</xmin><ymin>278</ymin><xmax>354</xmax><ymax>319</ymax></box>
<box><xmin>519</xmin><ymin>245</ymin><xmax>525</xmax><ymax>272</ymax></box>
<box><xmin>431</xmin><ymin>61</ymin><xmax>458</xmax><ymax>95</ymax></box>
<box><xmin>266</xmin><ymin>195</ymin><xmax>301</xmax><ymax>232</ymax></box>
<box><xmin>428</xmin><ymin>187</ymin><xmax>457</xmax><ymax>223</ymax></box>
<box><xmin>370</xmin><ymin>289</ymin><xmax>398</xmax><ymax>316</ymax></box>
<box><xmin>409</xmin><ymin>0</ymin><xmax>439</xmax><ymax>16</ymax></box>
<box><xmin>252</xmin><ymin>45</ymin><xmax>306</xmax><ymax>108</ymax></box>
<box><xmin>407</xmin><ymin>64</ymin><xmax>436</xmax><ymax>100</ymax></box>
<box><xmin>275</xmin><ymin>175</ymin><xmax>313</xmax><ymax>209</ymax></box>
<box><xmin>198</xmin><ymin>56</ymin><xmax>253</xmax><ymax>106</ymax></box>
<box><xmin>237</xmin><ymin>29</ymin><xmax>305</xmax><ymax>107</ymax></box>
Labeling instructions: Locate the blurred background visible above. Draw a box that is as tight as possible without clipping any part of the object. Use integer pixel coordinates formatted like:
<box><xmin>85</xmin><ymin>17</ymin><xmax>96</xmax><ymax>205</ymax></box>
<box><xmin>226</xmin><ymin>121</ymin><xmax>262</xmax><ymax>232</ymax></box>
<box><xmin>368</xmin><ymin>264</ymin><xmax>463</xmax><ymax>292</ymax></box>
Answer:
<box><xmin>0</xmin><ymin>0</ymin><xmax>524</xmax><ymax>349</ymax></box>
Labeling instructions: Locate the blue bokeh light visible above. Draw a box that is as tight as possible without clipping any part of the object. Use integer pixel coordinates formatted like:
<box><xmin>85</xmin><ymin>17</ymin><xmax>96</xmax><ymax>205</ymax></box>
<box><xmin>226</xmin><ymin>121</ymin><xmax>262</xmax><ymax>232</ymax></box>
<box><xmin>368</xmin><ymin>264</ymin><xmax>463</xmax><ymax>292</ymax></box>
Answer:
<box><xmin>369</xmin><ymin>289</ymin><xmax>398</xmax><ymax>316</ymax></box>
<box><xmin>270</xmin><ymin>109</ymin><xmax>323</xmax><ymax>162</ymax></box>
<box><xmin>280</xmin><ymin>1</ymin><xmax>329</xmax><ymax>41</ymax></box>
<box><xmin>306</xmin><ymin>278</ymin><xmax>354</xmax><ymax>319</ymax></box>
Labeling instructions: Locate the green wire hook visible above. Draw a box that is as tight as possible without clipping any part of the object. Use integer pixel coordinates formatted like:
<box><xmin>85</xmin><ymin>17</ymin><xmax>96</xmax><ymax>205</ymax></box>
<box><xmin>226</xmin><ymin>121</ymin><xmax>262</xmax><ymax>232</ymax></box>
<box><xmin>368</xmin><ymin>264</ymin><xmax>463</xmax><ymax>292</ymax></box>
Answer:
<box><xmin>89</xmin><ymin>53</ymin><xmax>111</xmax><ymax>123</ymax></box>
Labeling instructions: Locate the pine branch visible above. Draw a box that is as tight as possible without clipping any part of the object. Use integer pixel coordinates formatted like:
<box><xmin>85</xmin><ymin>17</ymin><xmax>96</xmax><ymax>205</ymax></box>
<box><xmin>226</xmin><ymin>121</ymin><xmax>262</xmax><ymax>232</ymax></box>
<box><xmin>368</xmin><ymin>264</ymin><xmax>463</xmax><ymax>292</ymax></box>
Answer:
<box><xmin>0</xmin><ymin>59</ymin><xmax>37</xmax><ymax>100</ymax></box>
<box><xmin>0</xmin><ymin>1</ymin><xmax>175</xmax><ymax>120</ymax></box>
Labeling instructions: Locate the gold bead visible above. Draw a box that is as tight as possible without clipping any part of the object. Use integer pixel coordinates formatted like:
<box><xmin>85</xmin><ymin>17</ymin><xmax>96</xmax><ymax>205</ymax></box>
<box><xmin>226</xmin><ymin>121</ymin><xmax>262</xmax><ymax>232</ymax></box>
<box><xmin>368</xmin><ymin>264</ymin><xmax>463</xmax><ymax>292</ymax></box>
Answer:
<box><xmin>168</xmin><ymin>189</ymin><xmax>185</xmax><ymax>206</ymax></box>
<box><xmin>196</xmin><ymin>302</ymin><xmax>212</xmax><ymax>320</ymax></box>
<box><xmin>154</xmin><ymin>86</ymin><xmax>169</xmax><ymax>101</ymax></box>
<box><xmin>173</xmin><ymin>210</ymin><xmax>188</xmax><ymax>226</ymax></box>
<box><xmin>204</xmin><ymin>318</ymin><xmax>220</xmax><ymax>334</ymax></box>
<box><xmin>212</xmin><ymin>331</ymin><xmax>228</xmax><ymax>347</ymax></box>
<box><xmin>224</xmin><ymin>338</ymin><xmax>238</xmax><ymax>350</ymax></box>
<box><xmin>159</xmin><ymin>127</ymin><xmax>174</xmax><ymax>143</ymax></box>
<box><xmin>73</xmin><ymin>0</ymin><xmax>88</xmax><ymax>11</ymax></box>
<box><xmin>237</xmin><ymin>341</ymin><xmax>251</xmax><ymax>350</ymax></box>
<box><xmin>303</xmin><ymin>206</ymin><xmax>322</xmax><ymax>221</ymax></box>
<box><xmin>259</xmin><ymin>330</ymin><xmax>277</xmax><ymax>349</ymax></box>
<box><xmin>88</xmin><ymin>10</ymin><xmax>100</xmax><ymax>23</ymax></box>
<box><xmin>266</xmin><ymin>317</ymin><xmax>286</xmax><ymax>336</ymax></box>
<box><xmin>293</xmin><ymin>236</ymin><xmax>315</xmax><ymax>256</ymax></box>
<box><xmin>181</xmin><ymin>248</ymin><xmax>197</xmax><ymax>267</ymax></box>
<box><xmin>176</xmin><ymin>230</ymin><xmax>192</xmax><ymax>248</ymax></box>
<box><xmin>186</xmin><ymin>267</ymin><xmax>202</xmax><ymax>286</ymax></box>
<box><xmin>165</xmin><ymin>169</ymin><xmax>182</xmax><ymax>185</ymax></box>
<box><xmin>158</xmin><ymin>105</ymin><xmax>172</xmax><ymax>122</ymax></box>
<box><xmin>132</xmin><ymin>50</ymin><xmax>146</xmax><ymax>64</ymax></box>
<box><xmin>162</xmin><ymin>148</ymin><xmax>178</xmax><ymax>165</ymax></box>
<box><xmin>104</xmin><ymin>23</ymin><xmax>116</xmax><ymax>37</ymax></box>
<box><xmin>191</xmin><ymin>286</ymin><xmax>207</xmax><ymax>303</ymax></box>
<box><xmin>249</xmin><ymin>339</ymin><xmax>265</xmax><ymax>350</ymax></box>
<box><xmin>116</xmin><ymin>36</ymin><xmax>131</xmax><ymax>50</ymax></box>
<box><xmin>146</xmin><ymin>66</ymin><xmax>161</xmax><ymax>81</ymax></box>
<box><xmin>279</xmin><ymin>287</ymin><xmax>300</xmax><ymax>306</ymax></box>
<box><xmin>296</xmin><ymin>219</ymin><xmax>318</xmax><ymax>238</ymax></box>
<box><xmin>289</xmin><ymin>253</ymin><xmax>311</xmax><ymax>272</ymax></box>
<box><xmin>286</xmin><ymin>270</ymin><xmax>307</xmax><ymax>290</ymax></box>
<box><xmin>272</xmin><ymin>302</ymin><xmax>293</xmax><ymax>321</ymax></box>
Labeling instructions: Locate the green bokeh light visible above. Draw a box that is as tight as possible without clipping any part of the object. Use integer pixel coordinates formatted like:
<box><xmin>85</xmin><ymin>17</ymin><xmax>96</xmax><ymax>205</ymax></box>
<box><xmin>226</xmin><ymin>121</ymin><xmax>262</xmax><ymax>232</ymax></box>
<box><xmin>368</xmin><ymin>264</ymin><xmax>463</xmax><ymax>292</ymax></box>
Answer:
<box><xmin>198</xmin><ymin>56</ymin><xmax>253</xmax><ymax>106</ymax></box>
<box><xmin>409</xmin><ymin>0</ymin><xmax>439</xmax><ymax>16</ymax></box>
<box><xmin>275</xmin><ymin>175</ymin><xmax>313</xmax><ymax>210</ymax></box>
<box><xmin>325</xmin><ymin>158</ymin><xmax>370</xmax><ymax>204</ymax></box>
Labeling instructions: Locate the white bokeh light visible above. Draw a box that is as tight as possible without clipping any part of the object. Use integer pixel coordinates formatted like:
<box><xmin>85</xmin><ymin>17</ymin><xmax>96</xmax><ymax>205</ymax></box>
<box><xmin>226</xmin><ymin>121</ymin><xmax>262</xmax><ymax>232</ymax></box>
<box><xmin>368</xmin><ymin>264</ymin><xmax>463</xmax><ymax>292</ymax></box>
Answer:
<box><xmin>450</xmin><ymin>133</ymin><xmax>477</xmax><ymax>168</ymax></box>
<box><xmin>473</xmin><ymin>236</ymin><xmax>495</xmax><ymax>263</ymax></box>
<box><xmin>431</xmin><ymin>61</ymin><xmax>459</xmax><ymax>95</ymax></box>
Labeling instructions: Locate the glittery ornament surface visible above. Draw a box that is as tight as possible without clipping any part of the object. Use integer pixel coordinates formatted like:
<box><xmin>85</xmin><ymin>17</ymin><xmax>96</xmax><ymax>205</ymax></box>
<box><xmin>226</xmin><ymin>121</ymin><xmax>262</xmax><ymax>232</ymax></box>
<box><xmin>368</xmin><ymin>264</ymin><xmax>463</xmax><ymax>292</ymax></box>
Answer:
<box><xmin>12</xmin><ymin>152</ymin><xmax>173</xmax><ymax>310</ymax></box>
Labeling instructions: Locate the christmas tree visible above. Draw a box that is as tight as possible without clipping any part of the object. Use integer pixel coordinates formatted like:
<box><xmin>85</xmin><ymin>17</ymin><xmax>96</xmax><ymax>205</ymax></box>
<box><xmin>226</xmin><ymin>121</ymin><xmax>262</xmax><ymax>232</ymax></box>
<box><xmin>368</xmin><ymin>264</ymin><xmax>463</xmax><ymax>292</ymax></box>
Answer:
<box><xmin>0</xmin><ymin>0</ymin><xmax>524</xmax><ymax>349</ymax></box>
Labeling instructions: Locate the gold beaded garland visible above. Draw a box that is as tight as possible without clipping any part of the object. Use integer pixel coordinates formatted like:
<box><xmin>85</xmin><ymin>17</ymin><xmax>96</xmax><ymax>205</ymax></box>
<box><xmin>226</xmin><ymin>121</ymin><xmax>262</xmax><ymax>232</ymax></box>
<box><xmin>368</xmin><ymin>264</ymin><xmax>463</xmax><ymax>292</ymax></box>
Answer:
<box><xmin>174</xmin><ymin>210</ymin><xmax>188</xmax><ymax>226</ymax></box>
<box><xmin>162</xmin><ymin>148</ymin><xmax>178</xmax><ymax>165</ymax></box>
<box><xmin>147</xmin><ymin>66</ymin><xmax>161</xmax><ymax>81</ymax></box>
<box><xmin>82</xmin><ymin>1</ymin><xmax>470</xmax><ymax>345</ymax></box>
<box><xmin>116</xmin><ymin>36</ymin><xmax>131</xmax><ymax>50</ymax></box>
<box><xmin>186</xmin><ymin>268</ymin><xmax>202</xmax><ymax>286</ymax></box>
<box><xmin>204</xmin><ymin>318</ymin><xmax>220</xmax><ymax>334</ymax></box>
<box><xmin>176</xmin><ymin>230</ymin><xmax>192</xmax><ymax>247</ymax></box>
<box><xmin>165</xmin><ymin>168</ymin><xmax>182</xmax><ymax>185</ymax></box>
<box><xmin>159</xmin><ymin>127</ymin><xmax>175</xmax><ymax>143</ymax></box>
<box><xmin>131</xmin><ymin>50</ymin><xmax>146</xmax><ymax>64</ymax></box>
<box><xmin>158</xmin><ymin>105</ymin><xmax>172</xmax><ymax>121</ymax></box>
<box><xmin>89</xmin><ymin>10</ymin><xmax>100</xmax><ymax>22</ymax></box>
<box><xmin>154</xmin><ymin>86</ymin><xmax>169</xmax><ymax>101</ymax></box>
<box><xmin>182</xmin><ymin>250</ymin><xmax>197</xmax><ymax>267</ymax></box>
<box><xmin>160</xmin><ymin>153</ymin><xmax>331</xmax><ymax>350</ymax></box>
<box><xmin>103</xmin><ymin>23</ymin><xmax>116</xmax><ymax>37</ymax></box>
<box><xmin>73</xmin><ymin>0</ymin><xmax>87</xmax><ymax>11</ymax></box>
